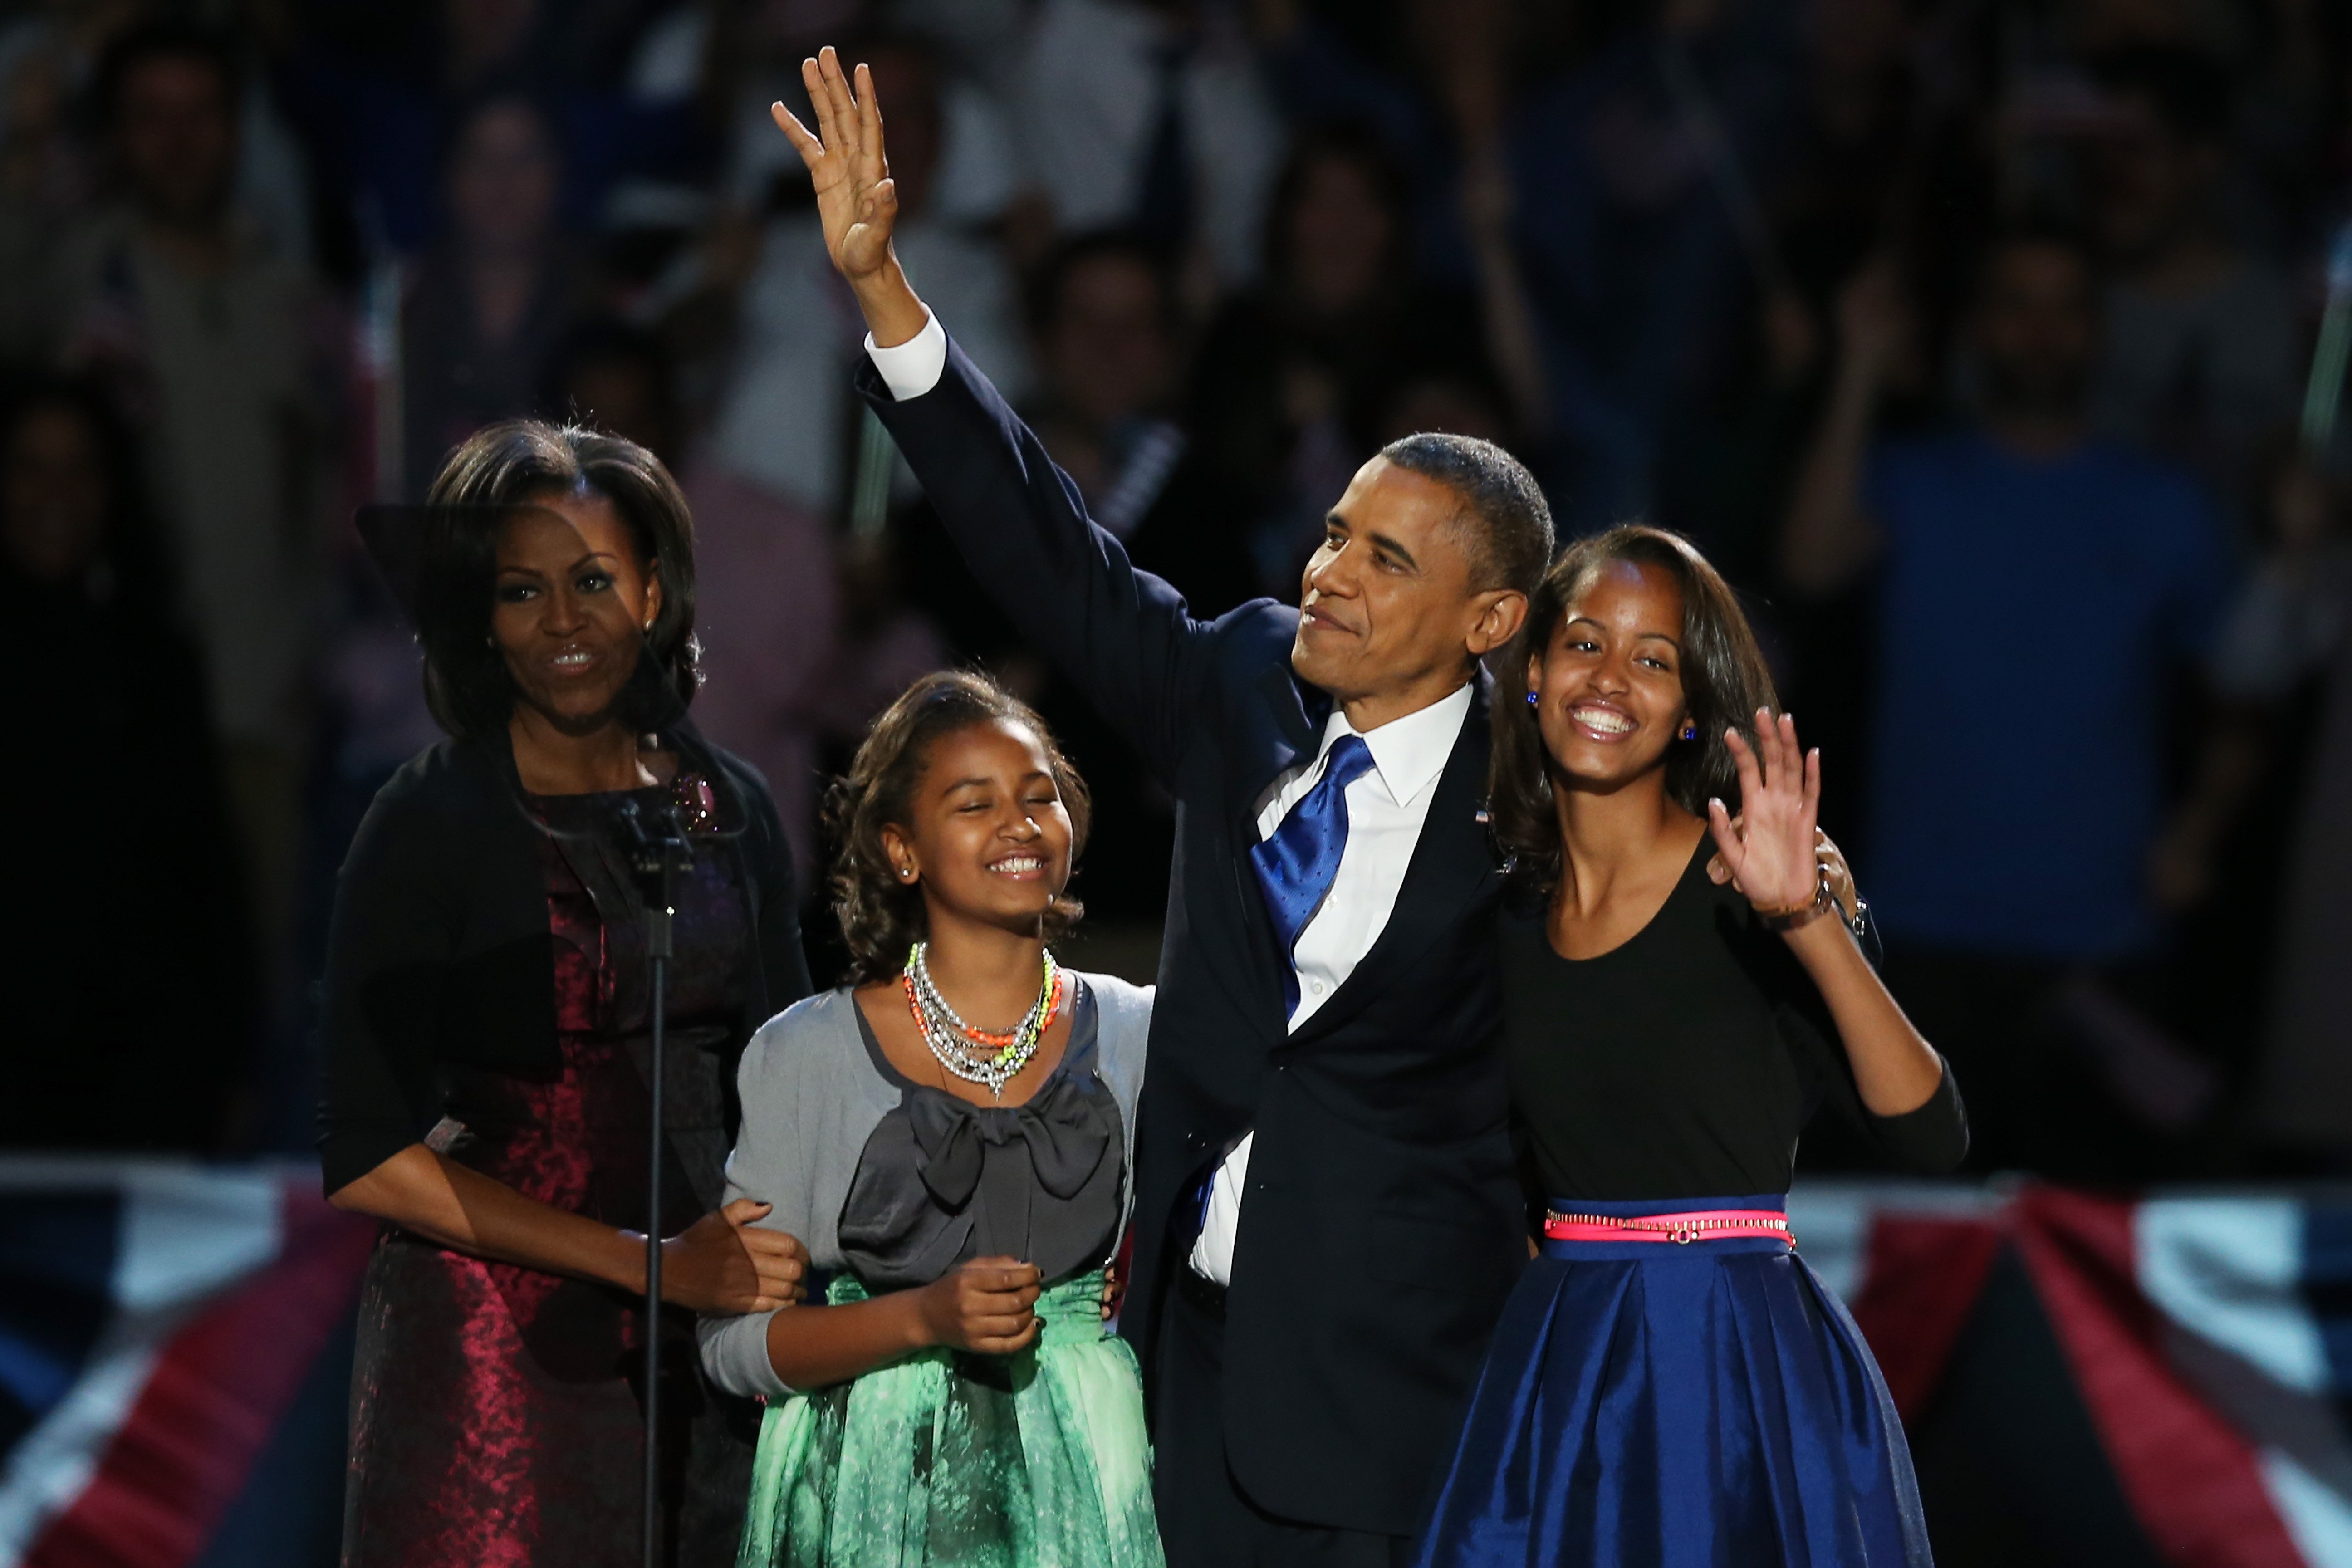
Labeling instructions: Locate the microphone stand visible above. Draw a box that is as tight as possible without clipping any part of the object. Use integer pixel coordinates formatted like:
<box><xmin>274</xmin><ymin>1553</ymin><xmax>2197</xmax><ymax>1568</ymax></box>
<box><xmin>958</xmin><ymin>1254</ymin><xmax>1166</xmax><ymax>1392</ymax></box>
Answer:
<box><xmin>620</xmin><ymin>798</ymin><xmax>689</xmax><ymax>1568</ymax></box>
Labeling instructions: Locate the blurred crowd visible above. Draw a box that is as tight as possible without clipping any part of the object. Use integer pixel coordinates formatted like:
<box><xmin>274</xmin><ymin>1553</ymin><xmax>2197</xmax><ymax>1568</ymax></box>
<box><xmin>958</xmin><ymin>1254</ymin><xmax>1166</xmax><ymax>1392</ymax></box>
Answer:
<box><xmin>4</xmin><ymin>0</ymin><xmax>2352</xmax><ymax>1180</ymax></box>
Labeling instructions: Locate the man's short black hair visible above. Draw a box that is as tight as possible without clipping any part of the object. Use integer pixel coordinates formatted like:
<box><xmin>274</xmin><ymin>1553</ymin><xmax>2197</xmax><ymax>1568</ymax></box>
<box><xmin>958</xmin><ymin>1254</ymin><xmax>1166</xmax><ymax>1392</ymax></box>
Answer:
<box><xmin>94</xmin><ymin>22</ymin><xmax>240</xmax><ymax>128</ymax></box>
<box><xmin>1378</xmin><ymin>432</ymin><xmax>1554</xmax><ymax>598</ymax></box>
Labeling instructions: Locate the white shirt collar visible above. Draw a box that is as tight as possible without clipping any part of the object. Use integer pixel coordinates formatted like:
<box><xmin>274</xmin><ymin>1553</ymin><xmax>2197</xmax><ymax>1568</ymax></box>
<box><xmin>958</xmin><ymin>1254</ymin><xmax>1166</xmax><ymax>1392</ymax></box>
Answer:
<box><xmin>1319</xmin><ymin>682</ymin><xmax>1473</xmax><ymax>809</ymax></box>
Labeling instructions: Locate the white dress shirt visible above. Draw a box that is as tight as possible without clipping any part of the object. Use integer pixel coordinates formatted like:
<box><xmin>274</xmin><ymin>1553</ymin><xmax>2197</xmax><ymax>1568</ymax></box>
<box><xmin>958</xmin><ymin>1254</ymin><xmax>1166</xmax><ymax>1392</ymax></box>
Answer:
<box><xmin>867</xmin><ymin>316</ymin><xmax>1475</xmax><ymax>1288</ymax></box>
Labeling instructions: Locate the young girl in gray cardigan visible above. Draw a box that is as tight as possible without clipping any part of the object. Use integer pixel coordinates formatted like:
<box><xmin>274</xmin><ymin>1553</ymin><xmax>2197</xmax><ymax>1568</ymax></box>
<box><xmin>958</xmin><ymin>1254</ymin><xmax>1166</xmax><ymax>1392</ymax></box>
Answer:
<box><xmin>699</xmin><ymin>671</ymin><xmax>1163</xmax><ymax>1568</ymax></box>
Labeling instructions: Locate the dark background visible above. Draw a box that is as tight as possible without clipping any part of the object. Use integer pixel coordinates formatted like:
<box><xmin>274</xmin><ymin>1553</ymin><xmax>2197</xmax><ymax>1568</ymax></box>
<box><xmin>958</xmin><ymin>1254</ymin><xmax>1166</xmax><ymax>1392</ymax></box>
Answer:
<box><xmin>2</xmin><ymin>0</ymin><xmax>2350</xmax><ymax>1189</ymax></box>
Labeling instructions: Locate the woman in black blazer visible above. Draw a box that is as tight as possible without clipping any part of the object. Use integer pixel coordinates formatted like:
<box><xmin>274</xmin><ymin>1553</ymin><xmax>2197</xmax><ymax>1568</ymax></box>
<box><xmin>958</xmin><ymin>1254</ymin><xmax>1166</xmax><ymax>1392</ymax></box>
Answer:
<box><xmin>316</xmin><ymin>421</ymin><xmax>811</xmax><ymax>1568</ymax></box>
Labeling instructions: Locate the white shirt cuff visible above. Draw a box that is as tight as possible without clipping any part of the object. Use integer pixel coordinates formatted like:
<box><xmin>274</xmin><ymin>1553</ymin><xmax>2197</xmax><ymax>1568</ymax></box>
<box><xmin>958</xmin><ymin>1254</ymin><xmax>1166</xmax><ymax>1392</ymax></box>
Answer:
<box><xmin>864</xmin><ymin>309</ymin><xmax>946</xmax><ymax>402</ymax></box>
<box><xmin>1185</xmin><ymin>1132</ymin><xmax>1253</xmax><ymax>1288</ymax></box>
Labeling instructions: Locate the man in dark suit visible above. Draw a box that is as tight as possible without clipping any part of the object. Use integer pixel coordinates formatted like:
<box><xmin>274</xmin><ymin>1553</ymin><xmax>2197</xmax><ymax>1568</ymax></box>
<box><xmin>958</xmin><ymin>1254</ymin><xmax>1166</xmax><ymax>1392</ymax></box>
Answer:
<box><xmin>776</xmin><ymin>50</ymin><xmax>1552</xmax><ymax>1566</ymax></box>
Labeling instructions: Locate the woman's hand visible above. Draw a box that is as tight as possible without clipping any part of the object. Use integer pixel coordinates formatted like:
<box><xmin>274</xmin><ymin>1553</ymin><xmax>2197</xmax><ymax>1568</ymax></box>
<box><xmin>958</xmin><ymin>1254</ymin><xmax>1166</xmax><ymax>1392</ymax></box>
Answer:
<box><xmin>917</xmin><ymin>1257</ymin><xmax>1043</xmax><ymax>1355</ymax></box>
<box><xmin>1705</xmin><ymin>708</ymin><xmax>1823</xmax><ymax>919</ymax></box>
<box><xmin>659</xmin><ymin>1199</ymin><xmax>808</xmax><ymax>1315</ymax></box>
<box><xmin>772</xmin><ymin>46</ymin><xmax>897</xmax><ymax>286</ymax></box>
<box><xmin>1709</xmin><ymin>823</ymin><xmax>1857</xmax><ymax>923</ymax></box>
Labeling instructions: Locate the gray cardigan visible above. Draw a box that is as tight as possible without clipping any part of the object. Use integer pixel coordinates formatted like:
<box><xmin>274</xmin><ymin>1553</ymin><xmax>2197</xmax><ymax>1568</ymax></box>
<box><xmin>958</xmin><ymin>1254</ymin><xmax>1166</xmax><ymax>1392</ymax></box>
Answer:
<box><xmin>697</xmin><ymin>974</ymin><xmax>1154</xmax><ymax>1398</ymax></box>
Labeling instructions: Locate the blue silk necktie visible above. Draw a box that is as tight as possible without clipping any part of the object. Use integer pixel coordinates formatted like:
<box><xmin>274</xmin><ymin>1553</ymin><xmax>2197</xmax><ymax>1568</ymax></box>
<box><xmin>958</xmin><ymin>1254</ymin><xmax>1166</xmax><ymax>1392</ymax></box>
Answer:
<box><xmin>1249</xmin><ymin>734</ymin><xmax>1376</xmax><ymax>1016</ymax></box>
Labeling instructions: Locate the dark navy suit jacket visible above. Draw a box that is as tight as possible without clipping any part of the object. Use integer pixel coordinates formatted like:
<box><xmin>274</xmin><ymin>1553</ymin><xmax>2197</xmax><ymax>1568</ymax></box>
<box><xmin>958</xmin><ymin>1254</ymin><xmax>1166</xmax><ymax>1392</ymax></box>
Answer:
<box><xmin>860</xmin><ymin>343</ymin><xmax>1525</xmax><ymax>1535</ymax></box>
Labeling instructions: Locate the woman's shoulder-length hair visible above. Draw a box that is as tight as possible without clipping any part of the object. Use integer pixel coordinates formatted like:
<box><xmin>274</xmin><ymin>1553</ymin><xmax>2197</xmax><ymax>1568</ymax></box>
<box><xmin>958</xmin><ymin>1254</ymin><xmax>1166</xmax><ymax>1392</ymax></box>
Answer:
<box><xmin>413</xmin><ymin>419</ymin><xmax>699</xmax><ymax>742</ymax></box>
<box><xmin>1488</xmin><ymin>523</ymin><xmax>1779</xmax><ymax>899</ymax></box>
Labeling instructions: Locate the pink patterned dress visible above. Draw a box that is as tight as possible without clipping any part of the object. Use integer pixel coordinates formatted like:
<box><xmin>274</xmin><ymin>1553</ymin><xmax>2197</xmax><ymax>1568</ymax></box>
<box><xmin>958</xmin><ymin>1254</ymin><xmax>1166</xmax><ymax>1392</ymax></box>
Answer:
<box><xmin>341</xmin><ymin>775</ymin><xmax>759</xmax><ymax>1568</ymax></box>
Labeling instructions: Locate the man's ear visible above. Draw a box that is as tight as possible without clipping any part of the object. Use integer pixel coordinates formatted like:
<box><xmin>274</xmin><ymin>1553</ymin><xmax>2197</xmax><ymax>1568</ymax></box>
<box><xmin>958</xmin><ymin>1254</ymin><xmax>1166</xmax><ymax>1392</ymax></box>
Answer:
<box><xmin>1465</xmin><ymin>588</ymin><xmax>1529</xmax><ymax>659</ymax></box>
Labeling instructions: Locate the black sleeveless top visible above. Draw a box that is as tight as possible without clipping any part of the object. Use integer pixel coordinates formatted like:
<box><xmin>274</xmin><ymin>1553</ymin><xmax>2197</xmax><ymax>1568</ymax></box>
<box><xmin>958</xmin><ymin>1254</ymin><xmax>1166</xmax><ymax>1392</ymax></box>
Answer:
<box><xmin>1500</xmin><ymin>841</ymin><xmax>1968</xmax><ymax>1201</ymax></box>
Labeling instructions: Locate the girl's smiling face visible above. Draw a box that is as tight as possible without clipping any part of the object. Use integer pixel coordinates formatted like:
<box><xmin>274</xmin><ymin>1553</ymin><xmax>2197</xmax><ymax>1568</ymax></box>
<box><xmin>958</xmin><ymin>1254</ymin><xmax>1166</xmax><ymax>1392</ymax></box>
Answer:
<box><xmin>882</xmin><ymin>719</ymin><xmax>1076</xmax><ymax>936</ymax></box>
<box><xmin>1526</xmin><ymin>558</ymin><xmax>1690</xmax><ymax>792</ymax></box>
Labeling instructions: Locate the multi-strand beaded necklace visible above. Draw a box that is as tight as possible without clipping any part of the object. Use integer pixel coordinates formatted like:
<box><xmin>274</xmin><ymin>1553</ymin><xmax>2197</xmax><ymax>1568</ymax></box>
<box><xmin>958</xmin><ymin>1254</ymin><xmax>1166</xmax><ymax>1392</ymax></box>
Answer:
<box><xmin>900</xmin><ymin>942</ymin><xmax>1065</xmax><ymax>1099</ymax></box>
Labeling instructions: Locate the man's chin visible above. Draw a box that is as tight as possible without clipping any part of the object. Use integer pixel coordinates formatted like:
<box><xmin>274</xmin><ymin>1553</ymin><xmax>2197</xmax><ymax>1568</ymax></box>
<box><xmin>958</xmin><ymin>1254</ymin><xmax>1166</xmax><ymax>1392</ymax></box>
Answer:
<box><xmin>1289</xmin><ymin>637</ymin><xmax>1333</xmax><ymax>691</ymax></box>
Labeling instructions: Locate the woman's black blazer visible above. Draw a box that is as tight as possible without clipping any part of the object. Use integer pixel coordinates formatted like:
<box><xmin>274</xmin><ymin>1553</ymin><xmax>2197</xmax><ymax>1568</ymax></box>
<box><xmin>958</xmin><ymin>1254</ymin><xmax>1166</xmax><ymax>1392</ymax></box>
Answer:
<box><xmin>315</xmin><ymin>723</ymin><xmax>811</xmax><ymax>1195</ymax></box>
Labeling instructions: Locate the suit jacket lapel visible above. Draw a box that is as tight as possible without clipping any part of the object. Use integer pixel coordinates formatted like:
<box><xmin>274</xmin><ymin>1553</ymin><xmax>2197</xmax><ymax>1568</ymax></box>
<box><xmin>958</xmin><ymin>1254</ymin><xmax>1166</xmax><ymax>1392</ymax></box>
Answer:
<box><xmin>1230</xmin><ymin>663</ymin><xmax>1328</xmax><ymax>1032</ymax></box>
<box><xmin>1235</xmin><ymin>662</ymin><xmax>1324</xmax><ymax>813</ymax></box>
<box><xmin>1286</xmin><ymin>693</ymin><xmax>1497</xmax><ymax>1049</ymax></box>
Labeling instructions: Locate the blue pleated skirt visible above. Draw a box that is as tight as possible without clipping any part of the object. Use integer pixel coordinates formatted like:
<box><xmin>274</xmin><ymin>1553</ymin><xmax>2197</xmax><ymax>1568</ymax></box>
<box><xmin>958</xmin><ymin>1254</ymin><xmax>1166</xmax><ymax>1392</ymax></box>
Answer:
<box><xmin>1409</xmin><ymin>1196</ymin><xmax>1932</xmax><ymax>1568</ymax></box>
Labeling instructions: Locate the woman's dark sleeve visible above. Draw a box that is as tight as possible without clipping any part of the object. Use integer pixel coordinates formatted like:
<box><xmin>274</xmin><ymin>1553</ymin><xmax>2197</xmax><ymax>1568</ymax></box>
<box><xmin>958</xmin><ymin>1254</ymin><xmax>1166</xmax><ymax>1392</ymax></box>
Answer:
<box><xmin>1857</xmin><ymin>1054</ymin><xmax>1969</xmax><ymax>1172</ymax></box>
<box><xmin>315</xmin><ymin>778</ymin><xmax>453</xmax><ymax>1195</ymax></box>
<box><xmin>1776</xmin><ymin>960</ymin><xmax>1970</xmax><ymax>1175</ymax></box>
<box><xmin>738</xmin><ymin>760</ymin><xmax>813</xmax><ymax>1012</ymax></box>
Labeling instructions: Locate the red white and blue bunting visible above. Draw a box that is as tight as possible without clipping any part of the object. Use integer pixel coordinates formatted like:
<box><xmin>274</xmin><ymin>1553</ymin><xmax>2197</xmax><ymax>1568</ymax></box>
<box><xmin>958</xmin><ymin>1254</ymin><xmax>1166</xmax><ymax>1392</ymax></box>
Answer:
<box><xmin>0</xmin><ymin>1161</ymin><xmax>373</xmax><ymax>1568</ymax></box>
<box><xmin>10</xmin><ymin>1166</ymin><xmax>2352</xmax><ymax>1567</ymax></box>
<box><xmin>1792</xmin><ymin>1181</ymin><xmax>2352</xmax><ymax>1568</ymax></box>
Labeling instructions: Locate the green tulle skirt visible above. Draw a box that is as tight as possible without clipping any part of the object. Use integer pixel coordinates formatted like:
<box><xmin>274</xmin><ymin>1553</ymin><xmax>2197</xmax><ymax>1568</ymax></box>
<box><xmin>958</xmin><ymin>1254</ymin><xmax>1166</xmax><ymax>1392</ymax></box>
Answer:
<box><xmin>736</xmin><ymin>1271</ymin><xmax>1164</xmax><ymax>1568</ymax></box>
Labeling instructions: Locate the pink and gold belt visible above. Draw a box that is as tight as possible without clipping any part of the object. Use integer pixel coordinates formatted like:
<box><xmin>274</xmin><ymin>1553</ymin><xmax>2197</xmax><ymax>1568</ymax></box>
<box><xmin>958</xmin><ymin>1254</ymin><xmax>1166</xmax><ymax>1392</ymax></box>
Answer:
<box><xmin>1543</xmin><ymin>1208</ymin><xmax>1795</xmax><ymax>1247</ymax></box>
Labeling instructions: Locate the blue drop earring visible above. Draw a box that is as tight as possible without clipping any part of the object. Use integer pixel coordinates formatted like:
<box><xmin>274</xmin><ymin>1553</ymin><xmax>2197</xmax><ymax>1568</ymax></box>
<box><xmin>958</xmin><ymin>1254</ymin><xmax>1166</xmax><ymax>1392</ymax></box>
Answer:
<box><xmin>1526</xmin><ymin>691</ymin><xmax>1539</xmax><ymax>707</ymax></box>
<box><xmin>1680</xmin><ymin>723</ymin><xmax>1697</xmax><ymax>741</ymax></box>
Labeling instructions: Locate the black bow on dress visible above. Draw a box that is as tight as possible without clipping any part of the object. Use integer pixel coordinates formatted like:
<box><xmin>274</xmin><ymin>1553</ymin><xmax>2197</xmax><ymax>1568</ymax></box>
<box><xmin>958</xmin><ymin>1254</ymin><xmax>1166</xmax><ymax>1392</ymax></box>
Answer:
<box><xmin>908</xmin><ymin>1074</ymin><xmax>1113</xmax><ymax>1209</ymax></box>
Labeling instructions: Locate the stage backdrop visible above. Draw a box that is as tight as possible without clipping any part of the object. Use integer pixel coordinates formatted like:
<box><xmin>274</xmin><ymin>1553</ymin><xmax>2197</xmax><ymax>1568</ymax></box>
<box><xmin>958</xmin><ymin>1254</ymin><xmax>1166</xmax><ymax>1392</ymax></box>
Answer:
<box><xmin>0</xmin><ymin>1161</ymin><xmax>372</xmax><ymax>1568</ymax></box>
<box><xmin>8</xmin><ymin>1163</ymin><xmax>2352</xmax><ymax>1568</ymax></box>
